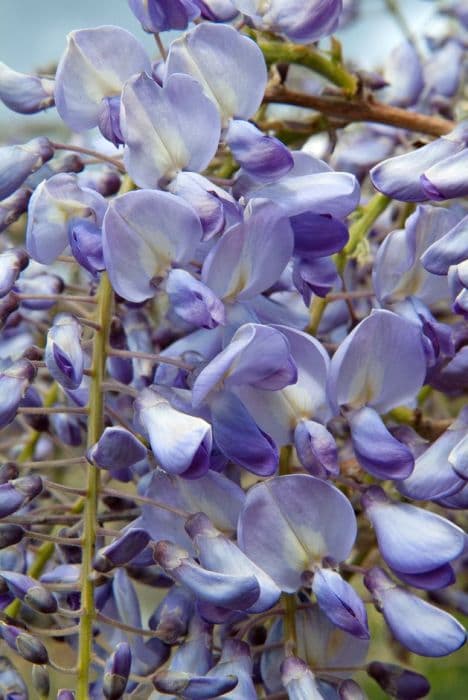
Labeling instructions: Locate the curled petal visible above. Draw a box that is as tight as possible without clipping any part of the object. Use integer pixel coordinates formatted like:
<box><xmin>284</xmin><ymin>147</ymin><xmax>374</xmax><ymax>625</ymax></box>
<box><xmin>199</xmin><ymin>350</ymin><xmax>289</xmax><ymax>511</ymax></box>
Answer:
<box><xmin>348</xmin><ymin>406</ymin><xmax>415</xmax><ymax>480</ymax></box>
<box><xmin>135</xmin><ymin>387</ymin><xmax>212</xmax><ymax>478</ymax></box>
<box><xmin>0</xmin><ymin>61</ymin><xmax>54</xmax><ymax>114</ymax></box>
<box><xmin>225</xmin><ymin>119</ymin><xmax>293</xmax><ymax>182</ymax></box>
<box><xmin>153</xmin><ymin>540</ymin><xmax>260</xmax><ymax>610</ymax></box>
<box><xmin>365</xmin><ymin>567</ymin><xmax>466</xmax><ymax>657</ymax></box>
<box><xmin>370</xmin><ymin>132</ymin><xmax>465</xmax><ymax>202</ymax></box>
<box><xmin>0</xmin><ymin>137</ymin><xmax>53</xmax><ymax>201</ymax></box>
<box><xmin>312</xmin><ymin>569</ymin><xmax>370</xmax><ymax>639</ymax></box>
<box><xmin>165</xmin><ymin>269</ymin><xmax>225</xmax><ymax>329</ymax></box>
<box><xmin>362</xmin><ymin>486</ymin><xmax>465</xmax><ymax>574</ymax></box>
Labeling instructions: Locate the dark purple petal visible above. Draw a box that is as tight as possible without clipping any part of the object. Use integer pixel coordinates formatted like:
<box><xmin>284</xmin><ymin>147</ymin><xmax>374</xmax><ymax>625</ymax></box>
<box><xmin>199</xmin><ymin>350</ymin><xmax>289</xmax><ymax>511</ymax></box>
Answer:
<box><xmin>291</xmin><ymin>212</ymin><xmax>349</xmax><ymax>259</ymax></box>
<box><xmin>153</xmin><ymin>540</ymin><xmax>260</xmax><ymax>610</ymax></box>
<box><xmin>128</xmin><ymin>0</ymin><xmax>200</xmax><ymax>32</ymax></box>
<box><xmin>367</xmin><ymin>661</ymin><xmax>430</xmax><ymax>700</ymax></box>
<box><xmin>94</xmin><ymin>529</ymin><xmax>150</xmax><ymax>572</ymax></box>
<box><xmin>349</xmin><ymin>406</ymin><xmax>415</xmax><ymax>480</ymax></box>
<box><xmin>166</xmin><ymin>269</ymin><xmax>225</xmax><ymax>329</ymax></box>
<box><xmin>294</xmin><ymin>420</ymin><xmax>339</xmax><ymax>477</ymax></box>
<box><xmin>210</xmin><ymin>391</ymin><xmax>278</xmax><ymax>476</ymax></box>
<box><xmin>89</xmin><ymin>426</ymin><xmax>146</xmax><ymax>470</ymax></box>
<box><xmin>225</xmin><ymin>119</ymin><xmax>293</xmax><ymax>182</ymax></box>
<box><xmin>68</xmin><ymin>218</ymin><xmax>105</xmax><ymax>275</ymax></box>
<box><xmin>392</xmin><ymin>564</ymin><xmax>455</xmax><ymax>591</ymax></box>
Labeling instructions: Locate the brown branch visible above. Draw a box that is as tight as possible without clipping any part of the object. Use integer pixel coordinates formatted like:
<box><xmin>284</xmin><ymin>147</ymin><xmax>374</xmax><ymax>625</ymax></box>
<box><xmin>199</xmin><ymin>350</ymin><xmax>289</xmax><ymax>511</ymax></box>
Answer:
<box><xmin>263</xmin><ymin>85</ymin><xmax>455</xmax><ymax>138</ymax></box>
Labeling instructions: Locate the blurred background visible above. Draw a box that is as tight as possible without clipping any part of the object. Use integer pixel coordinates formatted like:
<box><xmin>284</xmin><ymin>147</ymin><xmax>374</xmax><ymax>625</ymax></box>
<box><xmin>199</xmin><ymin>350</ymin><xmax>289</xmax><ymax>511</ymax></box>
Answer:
<box><xmin>0</xmin><ymin>0</ymin><xmax>466</xmax><ymax>697</ymax></box>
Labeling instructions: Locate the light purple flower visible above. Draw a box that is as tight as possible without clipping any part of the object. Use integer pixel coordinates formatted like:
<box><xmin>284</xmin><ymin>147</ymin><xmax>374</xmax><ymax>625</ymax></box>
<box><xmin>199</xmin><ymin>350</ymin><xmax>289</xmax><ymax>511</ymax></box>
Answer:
<box><xmin>234</xmin><ymin>0</ymin><xmax>343</xmax><ymax>43</ymax></box>
<box><xmin>165</xmin><ymin>23</ymin><xmax>267</xmax><ymax>124</ymax></box>
<box><xmin>55</xmin><ymin>26</ymin><xmax>151</xmax><ymax>132</ymax></box>
<box><xmin>238</xmin><ymin>474</ymin><xmax>357</xmax><ymax>592</ymax></box>
<box><xmin>102</xmin><ymin>189</ymin><xmax>202</xmax><ymax>302</ymax></box>
<box><xmin>120</xmin><ymin>72</ymin><xmax>221</xmax><ymax>188</ymax></box>
<box><xmin>0</xmin><ymin>62</ymin><xmax>54</xmax><ymax>114</ymax></box>
<box><xmin>128</xmin><ymin>0</ymin><xmax>200</xmax><ymax>33</ymax></box>
<box><xmin>26</xmin><ymin>173</ymin><xmax>107</xmax><ymax>264</ymax></box>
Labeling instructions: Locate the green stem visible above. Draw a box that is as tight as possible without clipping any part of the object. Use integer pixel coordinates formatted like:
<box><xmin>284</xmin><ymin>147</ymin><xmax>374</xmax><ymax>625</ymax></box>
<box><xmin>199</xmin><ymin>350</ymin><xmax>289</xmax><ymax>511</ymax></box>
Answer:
<box><xmin>76</xmin><ymin>273</ymin><xmax>113</xmax><ymax>700</ymax></box>
<box><xmin>336</xmin><ymin>193</ymin><xmax>391</xmax><ymax>273</ymax></box>
<box><xmin>250</xmin><ymin>31</ymin><xmax>358</xmax><ymax>95</ymax></box>
<box><xmin>307</xmin><ymin>297</ymin><xmax>329</xmax><ymax>336</ymax></box>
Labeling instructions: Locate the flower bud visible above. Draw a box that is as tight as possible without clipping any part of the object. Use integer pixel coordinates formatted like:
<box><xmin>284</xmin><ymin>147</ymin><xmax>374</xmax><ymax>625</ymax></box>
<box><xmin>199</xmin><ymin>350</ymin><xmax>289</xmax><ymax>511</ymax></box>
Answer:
<box><xmin>367</xmin><ymin>661</ymin><xmax>430</xmax><ymax>699</ymax></box>
<box><xmin>19</xmin><ymin>386</ymin><xmax>49</xmax><ymax>432</ymax></box>
<box><xmin>0</xmin><ymin>291</ymin><xmax>20</xmax><ymax>327</ymax></box>
<box><xmin>149</xmin><ymin>585</ymin><xmax>194</xmax><ymax>644</ymax></box>
<box><xmin>0</xmin><ymin>524</ymin><xmax>24</xmax><ymax>549</ymax></box>
<box><xmin>0</xmin><ymin>656</ymin><xmax>28</xmax><ymax>700</ymax></box>
<box><xmin>0</xmin><ymin>359</ymin><xmax>36</xmax><ymax>430</ymax></box>
<box><xmin>32</xmin><ymin>664</ymin><xmax>50</xmax><ymax>698</ymax></box>
<box><xmin>68</xmin><ymin>219</ymin><xmax>104</xmax><ymax>275</ymax></box>
<box><xmin>0</xmin><ymin>571</ymin><xmax>58</xmax><ymax>614</ymax></box>
<box><xmin>0</xmin><ymin>137</ymin><xmax>54</xmax><ymax>201</ymax></box>
<box><xmin>57</xmin><ymin>691</ymin><xmax>75</xmax><ymax>700</ymax></box>
<box><xmin>16</xmin><ymin>273</ymin><xmax>64</xmax><ymax>310</ymax></box>
<box><xmin>0</xmin><ymin>475</ymin><xmax>43</xmax><ymax>518</ymax></box>
<box><xmin>103</xmin><ymin>642</ymin><xmax>131</xmax><ymax>700</ymax></box>
<box><xmin>338</xmin><ymin>678</ymin><xmax>366</xmax><ymax>699</ymax></box>
<box><xmin>93</xmin><ymin>529</ymin><xmax>150</xmax><ymax>573</ymax></box>
<box><xmin>128</xmin><ymin>0</ymin><xmax>200</xmax><ymax>33</ymax></box>
<box><xmin>0</xmin><ymin>61</ymin><xmax>54</xmax><ymax>114</ymax></box>
<box><xmin>50</xmin><ymin>413</ymin><xmax>83</xmax><ymax>446</ymax></box>
<box><xmin>0</xmin><ymin>248</ymin><xmax>29</xmax><ymax>298</ymax></box>
<box><xmin>107</xmin><ymin>320</ymin><xmax>133</xmax><ymax>384</ymax></box>
<box><xmin>98</xmin><ymin>95</ymin><xmax>124</xmax><ymax>147</ymax></box>
<box><xmin>88</xmin><ymin>426</ymin><xmax>146</xmax><ymax>471</ymax></box>
<box><xmin>45</xmin><ymin>313</ymin><xmax>84</xmax><ymax>389</ymax></box>
<box><xmin>0</xmin><ymin>623</ymin><xmax>49</xmax><ymax>664</ymax></box>
<box><xmin>0</xmin><ymin>462</ymin><xmax>19</xmax><ymax>483</ymax></box>
<box><xmin>0</xmin><ymin>187</ymin><xmax>31</xmax><ymax>232</ymax></box>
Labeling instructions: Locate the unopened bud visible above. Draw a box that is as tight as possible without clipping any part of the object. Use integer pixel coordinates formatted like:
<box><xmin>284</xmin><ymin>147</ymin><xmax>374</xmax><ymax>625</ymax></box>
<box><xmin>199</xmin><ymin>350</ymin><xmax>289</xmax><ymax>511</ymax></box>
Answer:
<box><xmin>0</xmin><ymin>248</ymin><xmax>29</xmax><ymax>298</ymax></box>
<box><xmin>45</xmin><ymin>313</ymin><xmax>84</xmax><ymax>389</ymax></box>
<box><xmin>0</xmin><ymin>571</ymin><xmax>58</xmax><ymax>614</ymax></box>
<box><xmin>0</xmin><ymin>62</ymin><xmax>54</xmax><ymax>114</ymax></box>
<box><xmin>32</xmin><ymin>664</ymin><xmax>50</xmax><ymax>697</ymax></box>
<box><xmin>0</xmin><ymin>523</ymin><xmax>24</xmax><ymax>549</ymax></box>
<box><xmin>57</xmin><ymin>691</ymin><xmax>75</xmax><ymax>700</ymax></box>
<box><xmin>1</xmin><ymin>623</ymin><xmax>49</xmax><ymax>664</ymax></box>
<box><xmin>0</xmin><ymin>187</ymin><xmax>31</xmax><ymax>232</ymax></box>
<box><xmin>103</xmin><ymin>642</ymin><xmax>131</xmax><ymax>699</ymax></box>
<box><xmin>0</xmin><ymin>137</ymin><xmax>54</xmax><ymax>201</ymax></box>
<box><xmin>367</xmin><ymin>661</ymin><xmax>430</xmax><ymax>699</ymax></box>
<box><xmin>94</xmin><ymin>529</ymin><xmax>150</xmax><ymax>573</ymax></box>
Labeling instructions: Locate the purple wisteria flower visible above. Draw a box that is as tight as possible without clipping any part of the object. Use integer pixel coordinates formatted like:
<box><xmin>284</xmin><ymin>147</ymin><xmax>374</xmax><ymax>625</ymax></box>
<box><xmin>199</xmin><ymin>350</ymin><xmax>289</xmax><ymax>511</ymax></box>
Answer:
<box><xmin>0</xmin><ymin>1</ymin><xmax>466</xmax><ymax>696</ymax></box>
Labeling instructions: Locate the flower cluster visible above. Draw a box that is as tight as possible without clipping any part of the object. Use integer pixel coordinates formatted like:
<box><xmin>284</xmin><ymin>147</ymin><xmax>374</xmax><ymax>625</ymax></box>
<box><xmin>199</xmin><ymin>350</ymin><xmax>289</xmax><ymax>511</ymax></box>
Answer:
<box><xmin>0</xmin><ymin>0</ymin><xmax>466</xmax><ymax>698</ymax></box>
